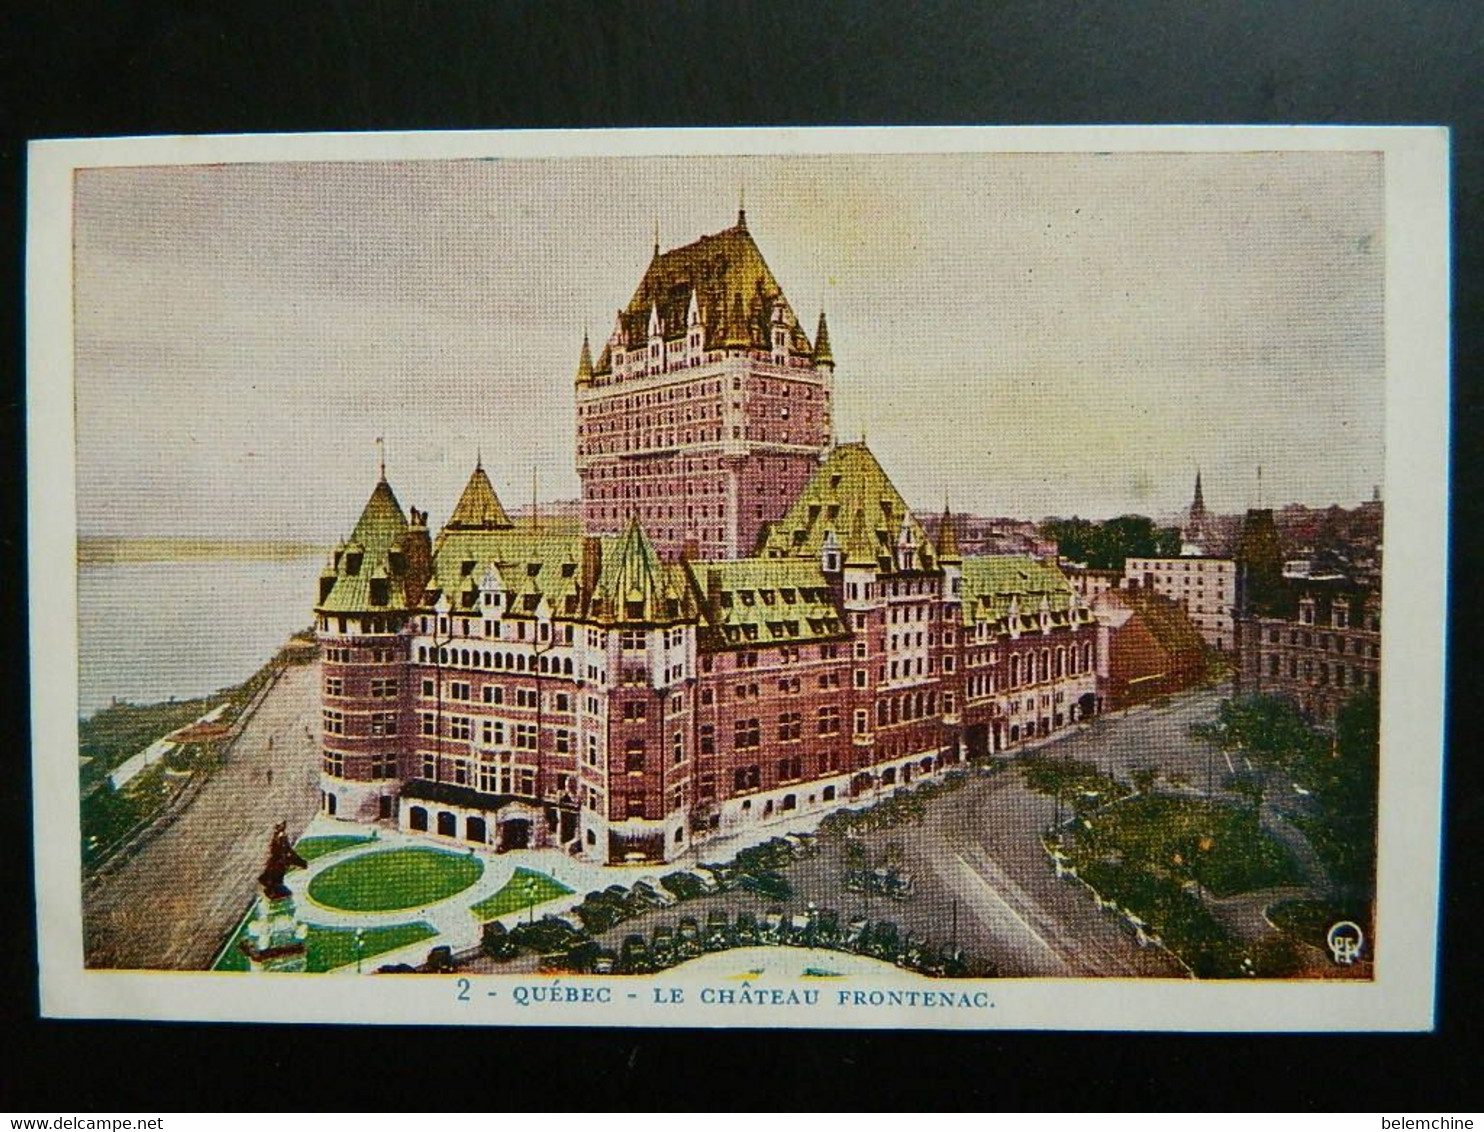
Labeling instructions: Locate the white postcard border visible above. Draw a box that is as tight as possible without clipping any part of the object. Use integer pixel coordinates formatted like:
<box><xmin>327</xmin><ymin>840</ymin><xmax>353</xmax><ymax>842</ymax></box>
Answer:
<box><xmin>28</xmin><ymin>125</ymin><xmax>1449</xmax><ymax>1030</ymax></box>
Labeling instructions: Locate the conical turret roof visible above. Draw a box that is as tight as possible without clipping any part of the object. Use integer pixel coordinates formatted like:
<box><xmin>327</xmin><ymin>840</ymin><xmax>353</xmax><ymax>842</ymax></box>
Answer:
<box><xmin>813</xmin><ymin>311</ymin><xmax>834</xmax><ymax>366</ymax></box>
<box><xmin>445</xmin><ymin>462</ymin><xmax>512</xmax><ymax>531</ymax></box>
<box><xmin>576</xmin><ymin>333</ymin><xmax>594</xmax><ymax>386</ymax></box>
<box><xmin>936</xmin><ymin>507</ymin><xmax>962</xmax><ymax>563</ymax></box>
<box><xmin>350</xmin><ymin>476</ymin><xmax>409</xmax><ymax>551</ymax></box>
<box><xmin>595</xmin><ymin>515</ymin><xmax>686</xmax><ymax>623</ymax></box>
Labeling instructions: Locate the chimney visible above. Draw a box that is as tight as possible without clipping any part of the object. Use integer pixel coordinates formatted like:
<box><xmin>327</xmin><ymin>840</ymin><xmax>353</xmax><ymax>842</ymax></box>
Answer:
<box><xmin>402</xmin><ymin>508</ymin><xmax>433</xmax><ymax>606</ymax></box>
<box><xmin>580</xmin><ymin>535</ymin><xmax>603</xmax><ymax>595</ymax></box>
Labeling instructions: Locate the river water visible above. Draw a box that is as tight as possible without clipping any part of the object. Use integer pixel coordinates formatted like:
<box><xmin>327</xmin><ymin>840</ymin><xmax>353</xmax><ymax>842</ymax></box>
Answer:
<box><xmin>77</xmin><ymin>555</ymin><xmax>325</xmax><ymax>719</ymax></box>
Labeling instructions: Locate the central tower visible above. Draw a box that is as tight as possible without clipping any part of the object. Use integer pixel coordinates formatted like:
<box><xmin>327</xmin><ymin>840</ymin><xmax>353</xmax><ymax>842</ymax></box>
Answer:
<box><xmin>575</xmin><ymin>209</ymin><xmax>835</xmax><ymax>562</ymax></box>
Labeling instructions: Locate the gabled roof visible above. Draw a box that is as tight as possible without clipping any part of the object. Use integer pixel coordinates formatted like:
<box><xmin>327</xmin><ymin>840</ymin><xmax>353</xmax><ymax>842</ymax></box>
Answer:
<box><xmin>690</xmin><ymin>557</ymin><xmax>848</xmax><ymax>651</ymax></box>
<box><xmin>594</xmin><ymin>216</ymin><xmax>814</xmax><ymax>374</ymax></box>
<box><xmin>590</xmin><ymin>517</ymin><xmax>693</xmax><ymax>625</ymax></box>
<box><xmin>958</xmin><ymin>556</ymin><xmax>1091</xmax><ymax>631</ymax></box>
<box><xmin>445</xmin><ymin>463</ymin><xmax>512</xmax><ymax>531</ymax></box>
<box><xmin>759</xmin><ymin>441</ymin><xmax>936</xmax><ymax>573</ymax></box>
<box><xmin>426</xmin><ymin>524</ymin><xmax>589</xmax><ymax>619</ymax></box>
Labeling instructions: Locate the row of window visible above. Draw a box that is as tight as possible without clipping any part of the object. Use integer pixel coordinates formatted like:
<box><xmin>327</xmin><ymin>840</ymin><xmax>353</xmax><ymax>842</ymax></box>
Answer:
<box><xmin>1263</xmin><ymin>655</ymin><xmax>1378</xmax><ymax>689</ymax></box>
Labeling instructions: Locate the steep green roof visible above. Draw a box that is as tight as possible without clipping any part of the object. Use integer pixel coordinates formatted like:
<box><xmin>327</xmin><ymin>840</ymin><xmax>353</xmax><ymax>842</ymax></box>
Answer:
<box><xmin>958</xmin><ymin>556</ymin><xmax>1091</xmax><ymax>631</ymax></box>
<box><xmin>427</xmin><ymin>526</ymin><xmax>590</xmax><ymax>620</ymax></box>
<box><xmin>318</xmin><ymin>477</ymin><xmax>418</xmax><ymax>614</ymax></box>
<box><xmin>759</xmin><ymin>442</ymin><xmax>936</xmax><ymax>572</ymax></box>
<box><xmin>589</xmin><ymin>517</ymin><xmax>693</xmax><ymax>625</ymax></box>
<box><xmin>350</xmin><ymin>477</ymin><xmax>409</xmax><ymax>551</ymax></box>
<box><xmin>445</xmin><ymin>463</ymin><xmax>512</xmax><ymax>531</ymax></box>
<box><xmin>593</xmin><ymin>217</ymin><xmax>814</xmax><ymax>374</ymax></box>
<box><xmin>690</xmin><ymin>558</ymin><xmax>847</xmax><ymax>650</ymax></box>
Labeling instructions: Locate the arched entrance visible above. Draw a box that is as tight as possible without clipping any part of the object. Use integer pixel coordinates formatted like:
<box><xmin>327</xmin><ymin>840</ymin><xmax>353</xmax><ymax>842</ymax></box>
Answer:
<box><xmin>408</xmin><ymin>805</ymin><xmax>428</xmax><ymax>832</ymax></box>
<box><xmin>965</xmin><ymin>723</ymin><xmax>989</xmax><ymax>760</ymax></box>
<box><xmin>466</xmin><ymin>815</ymin><xmax>487</xmax><ymax>843</ymax></box>
<box><xmin>499</xmin><ymin>818</ymin><xmax>532</xmax><ymax>851</ymax></box>
<box><xmin>436</xmin><ymin>811</ymin><xmax>456</xmax><ymax>837</ymax></box>
<box><xmin>1078</xmin><ymin>692</ymin><xmax>1097</xmax><ymax>719</ymax></box>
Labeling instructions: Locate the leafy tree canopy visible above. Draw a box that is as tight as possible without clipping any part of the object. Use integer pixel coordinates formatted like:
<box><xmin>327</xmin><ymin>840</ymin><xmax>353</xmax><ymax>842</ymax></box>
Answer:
<box><xmin>1041</xmin><ymin>514</ymin><xmax>1181</xmax><ymax>570</ymax></box>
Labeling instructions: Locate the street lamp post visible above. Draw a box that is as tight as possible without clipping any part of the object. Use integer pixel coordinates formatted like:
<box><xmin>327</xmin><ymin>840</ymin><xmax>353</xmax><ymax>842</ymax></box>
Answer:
<box><xmin>355</xmin><ymin>928</ymin><xmax>364</xmax><ymax>974</ymax></box>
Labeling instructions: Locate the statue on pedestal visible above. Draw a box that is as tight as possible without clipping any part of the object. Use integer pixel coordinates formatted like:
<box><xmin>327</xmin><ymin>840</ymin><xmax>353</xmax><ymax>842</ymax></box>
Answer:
<box><xmin>238</xmin><ymin>821</ymin><xmax>309</xmax><ymax>973</ymax></box>
<box><xmin>256</xmin><ymin>820</ymin><xmax>307</xmax><ymax>901</ymax></box>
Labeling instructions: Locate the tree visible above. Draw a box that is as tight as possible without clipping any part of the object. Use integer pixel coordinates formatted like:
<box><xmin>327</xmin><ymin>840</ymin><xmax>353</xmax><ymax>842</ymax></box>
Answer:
<box><xmin>1194</xmin><ymin>694</ymin><xmax>1321</xmax><ymax>819</ymax></box>
<box><xmin>1041</xmin><ymin>514</ymin><xmax>1181</xmax><ymax>570</ymax></box>
<box><xmin>1296</xmin><ymin>691</ymin><xmax>1379</xmax><ymax>897</ymax></box>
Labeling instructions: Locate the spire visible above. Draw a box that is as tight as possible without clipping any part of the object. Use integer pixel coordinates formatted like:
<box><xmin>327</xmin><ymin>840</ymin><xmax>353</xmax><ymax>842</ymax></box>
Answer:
<box><xmin>599</xmin><ymin>516</ymin><xmax>679</xmax><ymax>623</ymax></box>
<box><xmin>937</xmin><ymin>505</ymin><xmax>962</xmax><ymax>564</ymax></box>
<box><xmin>445</xmin><ymin>462</ymin><xmax>512</xmax><ymax>531</ymax></box>
<box><xmin>813</xmin><ymin>310</ymin><xmax>834</xmax><ymax>367</ymax></box>
<box><xmin>653</xmin><ymin>218</ymin><xmax>660</xmax><ymax>258</ymax></box>
<box><xmin>576</xmin><ymin>332</ymin><xmax>594</xmax><ymax>386</ymax></box>
<box><xmin>1191</xmin><ymin>467</ymin><xmax>1207</xmax><ymax>518</ymax></box>
<box><xmin>376</xmin><ymin>436</ymin><xmax>386</xmax><ymax>482</ymax></box>
<box><xmin>349</xmin><ymin>475</ymin><xmax>409</xmax><ymax>551</ymax></box>
<box><xmin>737</xmin><ymin>179</ymin><xmax>747</xmax><ymax>229</ymax></box>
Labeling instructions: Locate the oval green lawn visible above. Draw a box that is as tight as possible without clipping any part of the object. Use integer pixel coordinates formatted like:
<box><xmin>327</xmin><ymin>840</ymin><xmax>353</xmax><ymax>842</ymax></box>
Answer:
<box><xmin>307</xmin><ymin>847</ymin><xmax>484</xmax><ymax>912</ymax></box>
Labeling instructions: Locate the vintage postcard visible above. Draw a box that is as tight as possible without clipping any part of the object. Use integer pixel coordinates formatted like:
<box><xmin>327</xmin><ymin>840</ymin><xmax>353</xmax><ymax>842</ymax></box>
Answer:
<box><xmin>28</xmin><ymin>126</ymin><xmax>1448</xmax><ymax>1029</ymax></box>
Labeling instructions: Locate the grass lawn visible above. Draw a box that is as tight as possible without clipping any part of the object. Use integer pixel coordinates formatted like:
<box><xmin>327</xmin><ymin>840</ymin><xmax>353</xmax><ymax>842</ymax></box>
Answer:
<box><xmin>295</xmin><ymin>835</ymin><xmax>375</xmax><ymax>861</ymax></box>
<box><xmin>307</xmin><ymin>847</ymin><xmax>483</xmax><ymax>912</ymax></box>
<box><xmin>470</xmin><ymin>867</ymin><xmax>574</xmax><ymax>922</ymax></box>
<box><xmin>214</xmin><ymin>919</ymin><xmax>436</xmax><ymax>973</ymax></box>
<box><xmin>1067</xmin><ymin>795</ymin><xmax>1299</xmax><ymax>898</ymax></box>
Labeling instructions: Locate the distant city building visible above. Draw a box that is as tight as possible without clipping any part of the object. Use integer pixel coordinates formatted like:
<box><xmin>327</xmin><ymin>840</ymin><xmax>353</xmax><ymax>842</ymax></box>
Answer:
<box><xmin>1234</xmin><ymin>575</ymin><xmax>1381</xmax><ymax>725</ymax></box>
<box><xmin>1123</xmin><ymin>555</ymin><xmax>1237</xmax><ymax>651</ymax></box>
<box><xmin>919</xmin><ymin>511</ymin><xmax>1057</xmax><ymax>559</ymax></box>
<box><xmin>574</xmin><ymin>210</ymin><xmax>835</xmax><ymax>562</ymax></box>
<box><xmin>1060</xmin><ymin>563</ymin><xmax>1122</xmax><ymax>601</ymax></box>
<box><xmin>1092</xmin><ymin>588</ymin><xmax>1208</xmax><ymax>710</ymax></box>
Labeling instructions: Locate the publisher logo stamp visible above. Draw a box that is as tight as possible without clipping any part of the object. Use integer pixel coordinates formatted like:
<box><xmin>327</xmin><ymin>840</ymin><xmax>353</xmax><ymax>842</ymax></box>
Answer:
<box><xmin>1327</xmin><ymin>921</ymin><xmax>1365</xmax><ymax>965</ymax></box>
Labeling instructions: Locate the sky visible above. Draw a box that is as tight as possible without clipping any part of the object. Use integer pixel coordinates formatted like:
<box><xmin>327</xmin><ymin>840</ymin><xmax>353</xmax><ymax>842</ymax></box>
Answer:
<box><xmin>72</xmin><ymin>150</ymin><xmax>1385</xmax><ymax>541</ymax></box>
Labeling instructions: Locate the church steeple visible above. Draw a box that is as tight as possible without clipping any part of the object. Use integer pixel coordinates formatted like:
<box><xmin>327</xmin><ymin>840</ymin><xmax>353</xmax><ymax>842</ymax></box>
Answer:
<box><xmin>1191</xmin><ymin>468</ymin><xmax>1207</xmax><ymax>521</ymax></box>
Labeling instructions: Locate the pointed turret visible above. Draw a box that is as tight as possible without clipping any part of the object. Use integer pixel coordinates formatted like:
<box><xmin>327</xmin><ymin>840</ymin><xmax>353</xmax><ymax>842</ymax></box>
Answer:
<box><xmin>318</xmin><ymin>474</ymin><xmax>411</xmax><ymax>614</ymax></box>
<box><xmin>597</xmin><ymin>516</ymin><xmax>685</xmax><ymax>623</ymax></box>
<box><xmin>445</xmin><ymin>462</ymin><xmax>512</xmax><ymax>532</ymax></box>
<box><xmin>936</xmin><ymin>507</ymin><xmax>962</xmax><ymax>564</ymax></box>
<box><xmin>576</xmin><ymin>333</ymin><xmax>594</xmax><ymax>387</ymax></box>
<box><xmin>349</xmin><ymin>477</ymin><xmax>409</xmax><ymax>552</ymax></box>
<box><xmin>813</xmin><ymin>311</ymin><xmax>834</xmax><ymax>367</ymax></box>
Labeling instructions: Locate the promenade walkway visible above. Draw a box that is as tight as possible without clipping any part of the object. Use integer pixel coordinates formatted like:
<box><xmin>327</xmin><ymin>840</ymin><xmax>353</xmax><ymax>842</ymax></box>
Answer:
<box><xmin>83</xmin><ymin>662</ymin><xmax>322</xmax><ymax>970</ymax></box>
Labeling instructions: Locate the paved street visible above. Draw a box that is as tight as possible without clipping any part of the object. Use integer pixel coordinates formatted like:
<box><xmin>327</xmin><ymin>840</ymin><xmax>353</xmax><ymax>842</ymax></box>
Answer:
<box><xmin>475</xmin><ymin>686</ymin><xmax>1235</xmax><ymax>979</ymax></box>
<box><xmin>83</xmin><ymin>661</ymin><xmax>323</xmax><ymax>970</ymax></box>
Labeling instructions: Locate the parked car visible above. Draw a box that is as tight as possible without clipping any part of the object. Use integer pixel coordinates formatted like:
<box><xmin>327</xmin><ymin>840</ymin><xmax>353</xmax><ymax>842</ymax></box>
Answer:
<box><xmin>704</xmin><ymin>910</ymin><xmax>731</xmax><ymax>951</ymax></box>
<box><xmin>619</xmin><ymin>934</ymin><xmax>651</xmax><ymax>975</ymax></box>
<box><xmin>733</xmin><ymin>910</ymin><xmax>759</xmax><ymax>946</ymax></box>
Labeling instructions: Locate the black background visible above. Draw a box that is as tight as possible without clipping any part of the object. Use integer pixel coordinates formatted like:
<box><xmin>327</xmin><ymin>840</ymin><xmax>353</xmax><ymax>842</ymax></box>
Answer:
<box><xmin>2</xmin><ymin>0</ymin><xmax>1479</xmax><ymax>1112</ymax></box>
